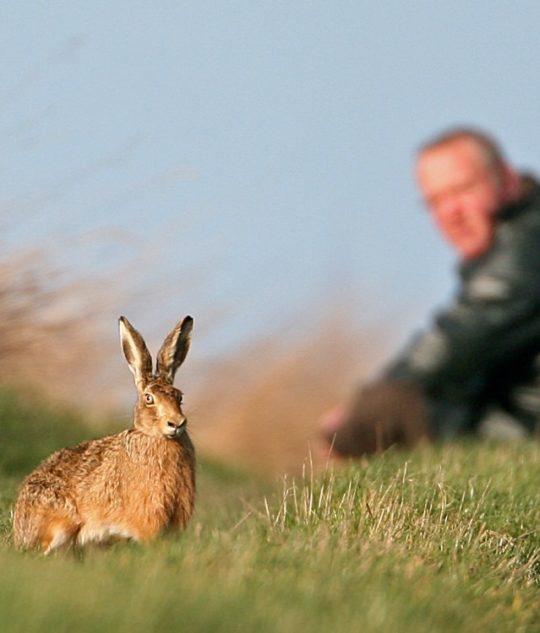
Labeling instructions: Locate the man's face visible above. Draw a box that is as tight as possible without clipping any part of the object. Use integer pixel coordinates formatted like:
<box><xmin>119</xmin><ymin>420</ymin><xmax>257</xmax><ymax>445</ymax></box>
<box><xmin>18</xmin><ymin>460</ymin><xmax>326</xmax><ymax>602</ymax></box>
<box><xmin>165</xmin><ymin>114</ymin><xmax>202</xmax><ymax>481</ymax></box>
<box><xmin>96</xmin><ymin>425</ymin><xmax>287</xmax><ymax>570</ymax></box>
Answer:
<box><xmin>416</xmin><ymin>139</ymin><xmax>507</xmax><ymax>260</ymax></box>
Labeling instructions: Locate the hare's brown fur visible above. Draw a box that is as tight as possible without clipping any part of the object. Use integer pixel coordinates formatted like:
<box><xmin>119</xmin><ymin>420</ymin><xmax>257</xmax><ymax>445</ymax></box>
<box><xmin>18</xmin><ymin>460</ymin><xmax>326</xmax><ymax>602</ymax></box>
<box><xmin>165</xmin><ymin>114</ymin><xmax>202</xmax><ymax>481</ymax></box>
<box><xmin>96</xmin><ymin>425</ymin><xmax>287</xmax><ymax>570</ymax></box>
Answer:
<box><xmin>13</xmin><ymin>315</ymin><xmax>196</xmax><ymax>553</ymax></box>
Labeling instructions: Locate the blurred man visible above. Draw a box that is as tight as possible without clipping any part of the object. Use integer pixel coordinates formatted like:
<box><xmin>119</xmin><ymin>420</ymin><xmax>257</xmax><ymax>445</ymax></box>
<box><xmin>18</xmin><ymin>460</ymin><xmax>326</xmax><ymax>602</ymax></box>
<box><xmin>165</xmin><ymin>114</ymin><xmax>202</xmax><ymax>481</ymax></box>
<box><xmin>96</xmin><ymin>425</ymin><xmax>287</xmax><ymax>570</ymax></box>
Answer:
<box><xmin>323</xmin><ymin>128</ymin><xmax>540</xmax><ymax>456</ymax></box>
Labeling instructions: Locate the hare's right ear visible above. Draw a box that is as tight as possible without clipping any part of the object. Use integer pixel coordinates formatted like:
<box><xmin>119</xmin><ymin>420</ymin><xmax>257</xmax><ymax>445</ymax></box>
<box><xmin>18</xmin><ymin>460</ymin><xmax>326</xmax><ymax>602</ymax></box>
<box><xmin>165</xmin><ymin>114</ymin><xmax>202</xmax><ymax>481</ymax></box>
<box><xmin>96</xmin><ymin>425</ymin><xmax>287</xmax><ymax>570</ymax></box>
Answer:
<box><xmin>118</xmin><ymin>317</ymin><xmax>153</xmax><ymax>389</ymax></box>
<box><xmin>156</xmin><ymin>316</ymin><xmax>193</xmax><ymax>384</ymax></box>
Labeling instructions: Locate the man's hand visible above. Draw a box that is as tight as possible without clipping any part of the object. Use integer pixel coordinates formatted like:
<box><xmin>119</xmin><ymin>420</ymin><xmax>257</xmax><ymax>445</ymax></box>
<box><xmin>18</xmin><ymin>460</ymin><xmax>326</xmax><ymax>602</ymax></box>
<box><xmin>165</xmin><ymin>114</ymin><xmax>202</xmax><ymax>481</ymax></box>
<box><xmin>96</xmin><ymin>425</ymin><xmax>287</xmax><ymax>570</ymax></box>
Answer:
<box><xmin>321</xmin><ymin>380</ymin><xmax>432</xmax><ymax>457</ymax></box>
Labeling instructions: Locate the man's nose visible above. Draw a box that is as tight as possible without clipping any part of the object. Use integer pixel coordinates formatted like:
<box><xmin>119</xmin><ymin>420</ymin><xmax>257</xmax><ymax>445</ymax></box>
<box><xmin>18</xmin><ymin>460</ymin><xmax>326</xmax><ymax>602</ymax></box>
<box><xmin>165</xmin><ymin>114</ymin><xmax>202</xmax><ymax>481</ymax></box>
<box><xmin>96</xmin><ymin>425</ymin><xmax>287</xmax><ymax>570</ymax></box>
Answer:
<box><xmin>437</xmin><ymin>197</ymin><xmax>461</xmax><ymax>216</ymax></box>
<box><xmin>436</xmin><ymin>200</ymin><xmax>465</xmax><ymax>224</ymax></box>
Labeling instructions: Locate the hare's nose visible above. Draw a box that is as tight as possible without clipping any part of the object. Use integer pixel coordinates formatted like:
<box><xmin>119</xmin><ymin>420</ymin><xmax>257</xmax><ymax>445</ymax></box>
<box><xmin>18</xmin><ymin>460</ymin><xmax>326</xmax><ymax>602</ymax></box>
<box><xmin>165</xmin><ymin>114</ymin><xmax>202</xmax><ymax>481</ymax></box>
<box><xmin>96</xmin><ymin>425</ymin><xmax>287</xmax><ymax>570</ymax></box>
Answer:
<box><xmin>167</xmin><ymin>419</ymin><xmax>187</xmax><ymax>435</ymax></box>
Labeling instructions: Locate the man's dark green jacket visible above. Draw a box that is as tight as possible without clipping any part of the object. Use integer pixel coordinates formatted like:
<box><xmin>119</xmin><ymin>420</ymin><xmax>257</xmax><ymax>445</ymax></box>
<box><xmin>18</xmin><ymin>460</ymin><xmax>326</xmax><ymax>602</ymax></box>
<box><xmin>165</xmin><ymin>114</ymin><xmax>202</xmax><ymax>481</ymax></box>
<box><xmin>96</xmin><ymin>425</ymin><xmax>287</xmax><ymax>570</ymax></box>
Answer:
<box><xmin>387</xmin><ymin>176</ymin><xmax>540</xmax><ymax>431</ymax></box>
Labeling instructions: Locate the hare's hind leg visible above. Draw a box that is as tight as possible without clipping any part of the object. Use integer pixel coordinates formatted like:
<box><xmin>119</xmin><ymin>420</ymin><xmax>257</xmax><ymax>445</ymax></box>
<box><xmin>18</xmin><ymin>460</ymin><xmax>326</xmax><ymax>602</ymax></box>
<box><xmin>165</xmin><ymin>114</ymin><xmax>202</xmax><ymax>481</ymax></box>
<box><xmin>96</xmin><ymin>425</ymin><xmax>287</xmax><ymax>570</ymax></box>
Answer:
<box><xmin>13</xmin><ymin>506</ymin><xmax>80</xmax><ymax>554</ymax></box>
<box><xmin>41</xmin><ymin>515</ymin><xmax>80</xmax><ymax>555</ymax></box>
<box><xmin>13</xmin><ymin>478</ymin><xmax>80</xmax><ymax>553</ymax></box>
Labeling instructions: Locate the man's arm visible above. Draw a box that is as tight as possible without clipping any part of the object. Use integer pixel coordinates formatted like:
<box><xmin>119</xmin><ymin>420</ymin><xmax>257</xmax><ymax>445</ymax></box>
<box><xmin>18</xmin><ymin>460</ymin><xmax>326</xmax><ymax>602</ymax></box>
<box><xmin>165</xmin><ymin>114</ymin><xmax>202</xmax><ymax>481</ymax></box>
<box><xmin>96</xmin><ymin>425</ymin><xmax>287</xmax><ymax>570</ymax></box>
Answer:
<box><xmin>386</xmin><ymin>216</ymin><xmax>540</xmax><ymax>397</ymax></box>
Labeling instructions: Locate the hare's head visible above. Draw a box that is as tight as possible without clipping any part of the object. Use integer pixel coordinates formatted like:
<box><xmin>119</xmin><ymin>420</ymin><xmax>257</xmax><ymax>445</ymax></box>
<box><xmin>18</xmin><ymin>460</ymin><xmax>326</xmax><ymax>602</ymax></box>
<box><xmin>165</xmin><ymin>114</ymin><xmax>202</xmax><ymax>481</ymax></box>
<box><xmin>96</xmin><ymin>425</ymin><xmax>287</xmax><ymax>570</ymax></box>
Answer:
<box><xmin>118</xmin><ymin>315</ymin><xmax>193</xmax><ymax>439</ymax></box>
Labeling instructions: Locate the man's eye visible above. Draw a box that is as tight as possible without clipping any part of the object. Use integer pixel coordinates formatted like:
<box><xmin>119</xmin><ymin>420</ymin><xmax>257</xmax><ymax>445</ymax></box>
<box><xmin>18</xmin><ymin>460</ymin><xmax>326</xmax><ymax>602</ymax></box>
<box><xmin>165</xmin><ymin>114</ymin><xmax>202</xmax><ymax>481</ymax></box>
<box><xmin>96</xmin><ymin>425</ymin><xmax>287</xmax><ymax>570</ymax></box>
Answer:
<box><xmin>144</xmin><ymin>394</ymin><xmax>154</xmax><ymax>405</ymax></box>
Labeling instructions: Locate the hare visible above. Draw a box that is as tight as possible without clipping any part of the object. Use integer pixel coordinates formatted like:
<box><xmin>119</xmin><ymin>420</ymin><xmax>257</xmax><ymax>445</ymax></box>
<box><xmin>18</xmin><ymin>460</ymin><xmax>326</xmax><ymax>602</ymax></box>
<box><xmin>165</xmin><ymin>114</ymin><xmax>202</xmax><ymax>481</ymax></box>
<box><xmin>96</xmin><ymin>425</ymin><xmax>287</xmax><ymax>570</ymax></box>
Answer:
<box><xmin>13</xmin><ymin>315</ymin><xmax>196</xmax><ymax>554</ymax></box>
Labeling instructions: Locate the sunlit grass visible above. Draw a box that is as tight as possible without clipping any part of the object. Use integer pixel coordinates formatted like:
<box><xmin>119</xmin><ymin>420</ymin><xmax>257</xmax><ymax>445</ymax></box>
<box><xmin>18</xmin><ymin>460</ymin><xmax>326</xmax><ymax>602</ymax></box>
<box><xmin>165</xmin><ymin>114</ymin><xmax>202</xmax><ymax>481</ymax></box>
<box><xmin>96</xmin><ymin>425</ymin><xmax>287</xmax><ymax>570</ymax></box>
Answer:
<box><xmin>0</xmin><ymin>390</ymin><xmax>538</xmax><ymax>632</ymax></box>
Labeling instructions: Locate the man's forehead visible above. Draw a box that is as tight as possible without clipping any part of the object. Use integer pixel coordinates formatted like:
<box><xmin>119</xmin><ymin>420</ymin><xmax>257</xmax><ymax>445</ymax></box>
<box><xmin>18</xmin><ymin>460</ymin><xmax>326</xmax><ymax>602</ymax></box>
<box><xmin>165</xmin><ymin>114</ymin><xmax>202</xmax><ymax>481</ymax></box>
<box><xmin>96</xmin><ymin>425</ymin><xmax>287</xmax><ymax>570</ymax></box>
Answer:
<box><xmin>416</xmin><ymin>138</ymin><xmax>487</xmax><ymax>187</ymax></box>
<box><xmin>418</xmin><ymin>138</ymin><xmax>485</xmax><ymax>171</ymax></box>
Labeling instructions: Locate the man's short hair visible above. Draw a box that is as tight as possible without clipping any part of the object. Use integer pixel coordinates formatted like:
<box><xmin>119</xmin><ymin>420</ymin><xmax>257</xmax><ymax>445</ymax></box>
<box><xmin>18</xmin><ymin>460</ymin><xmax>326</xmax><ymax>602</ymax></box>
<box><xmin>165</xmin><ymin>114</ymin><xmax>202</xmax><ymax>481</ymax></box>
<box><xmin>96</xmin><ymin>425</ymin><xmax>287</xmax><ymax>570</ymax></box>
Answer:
<box><xmin>418</xmin><ymin>127</ymin><xmax>506</xmax><ymax>171</ymax></box>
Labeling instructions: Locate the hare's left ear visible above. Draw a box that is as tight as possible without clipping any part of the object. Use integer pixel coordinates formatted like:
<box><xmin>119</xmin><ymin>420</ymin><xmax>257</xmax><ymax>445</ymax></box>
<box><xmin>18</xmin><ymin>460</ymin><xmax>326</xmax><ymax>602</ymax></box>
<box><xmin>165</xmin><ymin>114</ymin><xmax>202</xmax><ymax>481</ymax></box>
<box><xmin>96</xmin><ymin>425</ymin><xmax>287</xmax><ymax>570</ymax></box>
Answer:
<box><xmin>156</xmin><ymin>316</ymin><xmax>193</xmax><ymax>384</ymax></box>
<box><xmin>118</xmin><ymin>316</ymin><xmax>153</xmax><ymax>390</ymax></box>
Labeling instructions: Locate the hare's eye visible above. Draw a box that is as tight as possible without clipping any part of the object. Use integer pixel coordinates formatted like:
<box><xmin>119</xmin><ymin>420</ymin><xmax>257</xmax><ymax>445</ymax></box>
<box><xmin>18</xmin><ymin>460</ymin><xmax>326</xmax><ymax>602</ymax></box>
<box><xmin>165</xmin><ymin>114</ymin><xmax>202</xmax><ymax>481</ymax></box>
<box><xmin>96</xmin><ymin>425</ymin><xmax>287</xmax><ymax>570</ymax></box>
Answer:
<box><xmin>144</xmin><ymin>394</ymin><xmax>154</xmax><ymax>405</ymax></box>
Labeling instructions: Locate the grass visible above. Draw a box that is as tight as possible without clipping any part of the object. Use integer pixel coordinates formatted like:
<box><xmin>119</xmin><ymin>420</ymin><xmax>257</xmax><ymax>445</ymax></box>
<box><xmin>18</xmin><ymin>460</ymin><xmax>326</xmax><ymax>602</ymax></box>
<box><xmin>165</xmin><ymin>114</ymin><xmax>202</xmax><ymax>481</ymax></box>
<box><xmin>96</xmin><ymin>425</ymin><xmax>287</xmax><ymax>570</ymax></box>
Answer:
<box><xmin>0</xmin><ymin>389</ymin><xmax>538</xmax><ymax>632</ymax></box>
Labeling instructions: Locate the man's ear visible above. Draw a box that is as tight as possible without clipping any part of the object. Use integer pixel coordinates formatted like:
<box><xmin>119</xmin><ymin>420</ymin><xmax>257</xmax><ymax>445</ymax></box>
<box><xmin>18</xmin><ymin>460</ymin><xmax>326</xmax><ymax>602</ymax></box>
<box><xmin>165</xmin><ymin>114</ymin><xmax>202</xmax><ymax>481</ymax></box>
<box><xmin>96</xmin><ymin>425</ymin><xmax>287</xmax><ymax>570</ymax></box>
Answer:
<box><xmin>501</xmin><ymin>165</ymin><xmax>522</xmax><ymax>203</ymax></box>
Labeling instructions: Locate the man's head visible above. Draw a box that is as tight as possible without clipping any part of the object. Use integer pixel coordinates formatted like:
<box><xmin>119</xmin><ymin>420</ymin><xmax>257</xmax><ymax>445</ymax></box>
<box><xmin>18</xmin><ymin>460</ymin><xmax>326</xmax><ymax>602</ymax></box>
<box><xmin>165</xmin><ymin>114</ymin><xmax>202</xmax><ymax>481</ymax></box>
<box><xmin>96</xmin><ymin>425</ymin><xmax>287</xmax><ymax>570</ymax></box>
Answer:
<box><xmin>416</xmin><ymin>128</ymin><xmax>521</xmax><ymax>260</ymax></box>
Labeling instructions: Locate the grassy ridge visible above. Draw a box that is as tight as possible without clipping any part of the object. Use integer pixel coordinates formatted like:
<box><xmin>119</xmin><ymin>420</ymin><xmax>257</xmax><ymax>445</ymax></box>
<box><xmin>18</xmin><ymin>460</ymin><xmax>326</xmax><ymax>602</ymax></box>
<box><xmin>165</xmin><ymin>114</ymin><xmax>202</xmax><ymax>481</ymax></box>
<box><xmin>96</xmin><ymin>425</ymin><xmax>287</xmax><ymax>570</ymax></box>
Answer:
<box><xmin>0</xmin><ymin>391</ymin><xmax>538</xmax><ymax>632</ymax></box>
<box><xmin>0</xmin><ymin>390</ymin><xmax>104</xmax><ymax>477</ymax></box>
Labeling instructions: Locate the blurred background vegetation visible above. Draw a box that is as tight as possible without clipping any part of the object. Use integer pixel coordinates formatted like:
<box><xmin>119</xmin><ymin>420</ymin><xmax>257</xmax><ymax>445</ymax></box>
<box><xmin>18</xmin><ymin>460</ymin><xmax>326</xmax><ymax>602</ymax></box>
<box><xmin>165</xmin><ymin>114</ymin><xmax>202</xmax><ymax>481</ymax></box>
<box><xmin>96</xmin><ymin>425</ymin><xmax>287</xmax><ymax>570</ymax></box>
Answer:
<box><xmin>3</xmin><ymin>3</ymin><xmax>540</xmax><ymax>476</ymax></box>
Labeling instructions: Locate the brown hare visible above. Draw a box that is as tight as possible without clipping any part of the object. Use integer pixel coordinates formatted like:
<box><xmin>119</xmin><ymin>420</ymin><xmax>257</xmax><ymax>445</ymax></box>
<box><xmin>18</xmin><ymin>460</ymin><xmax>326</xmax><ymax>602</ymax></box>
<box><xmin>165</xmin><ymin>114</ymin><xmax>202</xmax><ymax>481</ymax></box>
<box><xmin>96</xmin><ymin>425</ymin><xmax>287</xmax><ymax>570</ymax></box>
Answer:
<box><xmin>13</xmin><ymin>315</ymin><xmax>196</xmax><ymax>554</ymax></box>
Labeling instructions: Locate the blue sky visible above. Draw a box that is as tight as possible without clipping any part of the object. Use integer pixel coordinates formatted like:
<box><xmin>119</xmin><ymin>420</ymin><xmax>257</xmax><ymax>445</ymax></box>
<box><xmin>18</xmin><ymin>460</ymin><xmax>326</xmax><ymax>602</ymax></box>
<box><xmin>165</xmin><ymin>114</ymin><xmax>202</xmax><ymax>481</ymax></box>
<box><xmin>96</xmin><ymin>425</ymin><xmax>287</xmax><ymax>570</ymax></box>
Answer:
<box><xmin>2</xmin><ymin>2</ymin><xmax>540</xmax><ymax>363</ymax></box>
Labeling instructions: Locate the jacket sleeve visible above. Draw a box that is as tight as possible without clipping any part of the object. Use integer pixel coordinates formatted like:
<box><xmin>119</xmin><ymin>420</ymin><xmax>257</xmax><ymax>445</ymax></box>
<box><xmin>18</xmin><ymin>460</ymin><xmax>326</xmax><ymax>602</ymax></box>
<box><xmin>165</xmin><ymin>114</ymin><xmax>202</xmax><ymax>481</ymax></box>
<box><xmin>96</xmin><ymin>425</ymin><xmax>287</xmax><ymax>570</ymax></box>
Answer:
<box><xmin>386</xmin><ymin>214</ymin><xmax>540</xmax><ymax>397</ymax></box>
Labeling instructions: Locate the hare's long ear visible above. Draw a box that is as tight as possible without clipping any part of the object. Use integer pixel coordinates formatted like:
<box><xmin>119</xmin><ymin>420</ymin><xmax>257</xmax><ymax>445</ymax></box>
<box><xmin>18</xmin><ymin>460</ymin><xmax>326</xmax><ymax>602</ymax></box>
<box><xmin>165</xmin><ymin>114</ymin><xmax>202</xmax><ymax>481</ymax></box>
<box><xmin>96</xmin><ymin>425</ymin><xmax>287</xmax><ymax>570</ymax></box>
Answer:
<box><xmin>118</xmin><ymin>316</ymin><xmax>153</xmax><ymax>389</ymax></box>
<box><xmin>156</xmin><ymin>316</ymin><xmax>193</xmax><ymax>384</ymax></box>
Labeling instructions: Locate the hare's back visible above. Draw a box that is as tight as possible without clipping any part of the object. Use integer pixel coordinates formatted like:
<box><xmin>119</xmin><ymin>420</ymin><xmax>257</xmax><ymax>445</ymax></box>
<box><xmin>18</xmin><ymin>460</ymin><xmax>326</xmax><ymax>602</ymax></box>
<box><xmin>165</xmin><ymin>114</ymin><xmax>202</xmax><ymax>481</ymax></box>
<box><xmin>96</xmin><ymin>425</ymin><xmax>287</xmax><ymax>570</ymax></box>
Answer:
<box><xmin>23</xmin><ymin>432</ymin><xmax>125</xmax><ymax>486</ymax></box>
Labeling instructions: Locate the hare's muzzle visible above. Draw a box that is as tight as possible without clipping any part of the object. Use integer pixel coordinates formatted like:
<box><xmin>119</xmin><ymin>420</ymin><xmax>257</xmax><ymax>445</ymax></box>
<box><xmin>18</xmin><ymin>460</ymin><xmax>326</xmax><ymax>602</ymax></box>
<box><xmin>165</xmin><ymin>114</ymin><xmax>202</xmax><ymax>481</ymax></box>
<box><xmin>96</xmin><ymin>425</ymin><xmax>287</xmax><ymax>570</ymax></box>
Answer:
<box><xmin>166</xmin><ymin>419</ymin><xmax>187</xmax><ymax>438</ymax></box>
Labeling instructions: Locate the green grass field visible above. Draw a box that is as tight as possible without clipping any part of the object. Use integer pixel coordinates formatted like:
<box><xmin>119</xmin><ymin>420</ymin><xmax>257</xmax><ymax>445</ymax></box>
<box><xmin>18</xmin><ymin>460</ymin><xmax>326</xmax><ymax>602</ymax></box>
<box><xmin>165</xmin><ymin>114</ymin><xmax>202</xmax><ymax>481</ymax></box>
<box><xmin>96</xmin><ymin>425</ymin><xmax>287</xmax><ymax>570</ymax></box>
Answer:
<box><xmin>0</xmin><ymin>390</ymin><xmax>538</xmax><ymax>632</ymax></box>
